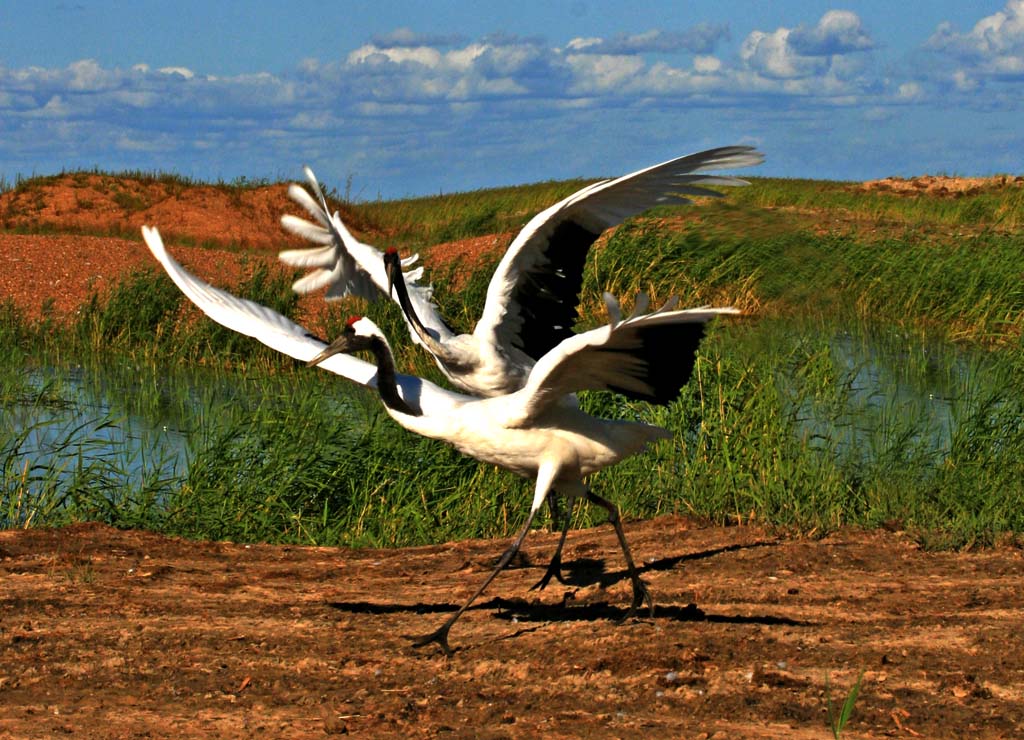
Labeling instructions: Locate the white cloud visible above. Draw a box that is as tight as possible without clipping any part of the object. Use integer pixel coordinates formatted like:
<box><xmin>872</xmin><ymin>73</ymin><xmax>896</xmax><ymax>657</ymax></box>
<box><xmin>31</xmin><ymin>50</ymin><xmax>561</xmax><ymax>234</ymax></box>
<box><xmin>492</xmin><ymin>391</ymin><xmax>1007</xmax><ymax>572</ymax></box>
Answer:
<box><xmin>926</xmin><ymin>1</ymin><xmax>1024</xmax><ymax>80</ymax></box>
<box><xmin>346</xmin><ymin>44</ymin><xmax>444</xmax><ymax>67</ymax></box>
<box><xmin>565</xmin><ymin>53</ymin><xmax>645</xmax><ymax>94</ymax></box>
<box><xmin>741</xmin><ymin>28</ymin><xmax>825</xmax><ymax>79</ymax></box>
<box><xmin>928</xmin><ymin>1</ymin><xmax>1024</xmax><ymax>57</ymax></box>
<box><xmin>693</xmin><ymin>55</ymin><xmax>722</xmax><ymax>74</ymax></box>
<box><xmin>67</xmin><ymin>59</ymin><xmax>118</xmax><ymax>91</ymax></box>
<box><xmin>7</xmin><ymin>14</ymin><xmax>1021</xmax><ymax>198</ymax></box>
<box><xmin>788</xmin><ymin>10</ymin><xmax>874</xmax><ymax>56</ymax></box>
<box><xmin>566</xmin><ymin>37</ymin><xmax>603</xmax><ymax>52</ymax></box>
<box><xmin>740</xmin><ymin>11</ymin><xmax>874</xmax><ymax>80</ymax></box>
<box><xmin>896</xmin><ymin>81</ymin><xmax>924</xmax><ymax>101</ymax></box>
<box><xmin>446</xmin><ymin>44</ymin><xmax>488</xmax><ymax>71</ymax></box>
<box><xmin>33</xmin><ymin>95</ymin><xmax>70</xmax><ymax>118</ymax></box>
<box><xmin>991</xmin><ymin>54</ymin><xmax>1024</xmax><ymax>74</ymax></box>
<box><xmin>951</xmin><ymin>69</ymin><xmax>979</xmax><ymax>91</ymax></box>
<box><xmin>157</xmin><ymin>66</ymin><xmax>195</xmax><ymax>79</ymax></box>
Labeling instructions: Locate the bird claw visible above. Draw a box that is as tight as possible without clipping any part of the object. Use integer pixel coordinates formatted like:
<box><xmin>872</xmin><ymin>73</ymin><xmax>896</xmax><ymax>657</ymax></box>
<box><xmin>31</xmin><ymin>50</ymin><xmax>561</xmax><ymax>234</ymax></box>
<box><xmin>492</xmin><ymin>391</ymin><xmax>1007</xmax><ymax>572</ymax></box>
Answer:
<box><xmin>618</xmin><ymin>578</ymin><xmax>654</xmax><ymax>622</ymax></box>
<box><xmin>529</xmin><ymin>555</ymin><xmax>568</xmax><ymax>591</ymax></box>
<box><xmin>407</xmin><ymin>623</ymin><xmax>455</xmax><ymax>657</ymax></box>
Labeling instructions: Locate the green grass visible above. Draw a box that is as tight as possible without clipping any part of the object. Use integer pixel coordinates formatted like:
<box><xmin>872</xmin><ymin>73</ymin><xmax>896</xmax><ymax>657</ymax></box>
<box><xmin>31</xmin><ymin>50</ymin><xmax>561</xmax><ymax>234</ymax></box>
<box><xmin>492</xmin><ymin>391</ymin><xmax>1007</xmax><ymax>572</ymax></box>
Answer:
<box><xmin>349</xmin><ymin>179</ymin><xmax>596</xmax><ymax>249</ymax></box>
<box><xmin>2</xmin><ymin>172</ymin><xmax>1023</xmax><ymax>549</ymax></box>
<box><xmin>7</xmin><ymin>167</ymin><xmax>281</xmax><ymax>195</ymax></box>
<box><xmin>825</xmin><ymin>669</ymin><xmax>865</xmax><ymax>739</ymax></box>
<box><xmin>586</xmin><ymin>216</ymin><xmax>1024</xmax><ymax>344</ymax></box>
<box><xmin>733</xmin><ymin>176</ymin><xmax>1024</xmax><ymax>232</ymax></box>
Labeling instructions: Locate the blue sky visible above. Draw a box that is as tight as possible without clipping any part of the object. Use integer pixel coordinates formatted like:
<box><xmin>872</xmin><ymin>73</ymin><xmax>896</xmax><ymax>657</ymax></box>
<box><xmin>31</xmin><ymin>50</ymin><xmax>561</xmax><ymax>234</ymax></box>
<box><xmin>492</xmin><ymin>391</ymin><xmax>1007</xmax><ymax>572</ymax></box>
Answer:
<box><xmin>1</xmin><ymin>1</ymin><xmax>1022</xmax><ymax>198</ymax></box>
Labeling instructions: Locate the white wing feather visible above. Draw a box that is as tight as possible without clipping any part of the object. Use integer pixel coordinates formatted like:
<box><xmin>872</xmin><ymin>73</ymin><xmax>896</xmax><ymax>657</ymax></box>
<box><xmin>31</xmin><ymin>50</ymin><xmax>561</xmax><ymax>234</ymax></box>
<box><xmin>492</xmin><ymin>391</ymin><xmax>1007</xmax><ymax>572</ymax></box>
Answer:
<box><xmin>278</xmin><ymin>168</ymin><xmax>451</xmax><ymax>346</ymax></box>
<box><xmin>142</xmin><ymin>226</ymin><xmax>462</xmax><ymax>415</ymax></box>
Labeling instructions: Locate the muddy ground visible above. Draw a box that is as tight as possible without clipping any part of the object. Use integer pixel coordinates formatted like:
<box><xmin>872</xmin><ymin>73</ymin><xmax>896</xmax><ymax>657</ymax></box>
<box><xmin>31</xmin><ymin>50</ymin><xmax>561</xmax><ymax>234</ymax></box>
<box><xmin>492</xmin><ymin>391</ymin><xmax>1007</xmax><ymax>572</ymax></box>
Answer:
<box><xmin>2</xmin><ymin>519</ymin><xmax>1022</xmax><ymax>739</ymax></box>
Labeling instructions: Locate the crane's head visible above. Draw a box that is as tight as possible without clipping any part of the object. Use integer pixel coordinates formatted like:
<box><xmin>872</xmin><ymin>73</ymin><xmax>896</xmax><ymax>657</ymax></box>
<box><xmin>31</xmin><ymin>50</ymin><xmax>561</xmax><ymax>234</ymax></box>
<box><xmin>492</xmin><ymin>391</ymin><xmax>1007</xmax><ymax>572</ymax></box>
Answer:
<box><xmin>306</xmin><ymin>315</ymin><xmax>385</xmax><ymax>367</ymax></box>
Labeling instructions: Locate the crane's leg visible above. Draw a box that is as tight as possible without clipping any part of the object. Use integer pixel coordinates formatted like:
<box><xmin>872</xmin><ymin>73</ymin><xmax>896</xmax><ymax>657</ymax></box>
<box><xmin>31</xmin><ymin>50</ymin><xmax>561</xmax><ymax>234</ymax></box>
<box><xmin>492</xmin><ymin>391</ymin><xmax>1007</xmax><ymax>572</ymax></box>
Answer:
<box><xmin>530</xmin><ymin>492</ymin><xmax>573</xmax><ymax>591</ymax></box>
<box><xmin>408</xmin><ymin>504</ymin><xmax>543</xmax><ymax>656</ymax></box>
<box><xmin>585</xmin><ymin>489</ymin><xmax>654</xmax><ymax>619</ymax></box>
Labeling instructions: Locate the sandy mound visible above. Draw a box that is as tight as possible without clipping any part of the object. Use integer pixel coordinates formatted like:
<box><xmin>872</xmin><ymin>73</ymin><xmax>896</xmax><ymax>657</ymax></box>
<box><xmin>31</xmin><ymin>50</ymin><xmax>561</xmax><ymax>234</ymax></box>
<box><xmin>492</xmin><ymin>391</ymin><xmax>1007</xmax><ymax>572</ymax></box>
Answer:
<box><xmin>860</xmin><ymin>174</ymin><xmax>1024</xmax><ymax>197</ymax></box>
<box><xmin>0</xmin><ymin>172</ymin><xmax>371</xmax><ymax>251</ymax></box>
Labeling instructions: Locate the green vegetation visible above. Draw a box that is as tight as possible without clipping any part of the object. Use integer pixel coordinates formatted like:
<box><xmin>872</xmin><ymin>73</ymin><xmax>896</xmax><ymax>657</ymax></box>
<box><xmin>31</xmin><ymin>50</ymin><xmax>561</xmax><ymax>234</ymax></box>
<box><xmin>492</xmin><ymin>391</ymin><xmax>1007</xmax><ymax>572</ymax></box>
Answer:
<box><xmin>2</xmin><ymin>173</ymin><xmax>1023</xmax><ymax>549</ymax></box>
<box><xmin>825</xmin><ymin>669</ymin><xmax>865</xmax><ymax>739</ymax></box>
<box><xmin>587</xmin><ymin>216</ymin><xmax>1024</xmax><ymax>343</ymax></box>
<box><xmin>6</xmin><ymin>167</ymin><xmax>280</xmax><ymax>195</ymax></box>
<box><xmin>349</xmin><ymin>178</ymin><xmax>596</xmax><ymax>249</ymax></box>
<box><xmin>733</xmin><ymin>176</ymin><xmax>1024</xmax><ymax>232</ymax></box>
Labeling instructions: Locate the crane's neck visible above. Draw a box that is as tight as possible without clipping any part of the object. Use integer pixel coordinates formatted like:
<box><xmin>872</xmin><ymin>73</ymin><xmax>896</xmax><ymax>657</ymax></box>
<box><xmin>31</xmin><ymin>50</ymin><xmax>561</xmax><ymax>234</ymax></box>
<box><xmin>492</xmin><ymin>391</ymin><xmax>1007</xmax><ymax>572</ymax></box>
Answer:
<box><xmin>366</xmin><ymin>335</ymin><xmax>421</xmax><ymax>417</ymax></box>
<box><xmin>390</xmin><ymin>263</ymin><xmax>451</xmax><ymax>360</ymax></box>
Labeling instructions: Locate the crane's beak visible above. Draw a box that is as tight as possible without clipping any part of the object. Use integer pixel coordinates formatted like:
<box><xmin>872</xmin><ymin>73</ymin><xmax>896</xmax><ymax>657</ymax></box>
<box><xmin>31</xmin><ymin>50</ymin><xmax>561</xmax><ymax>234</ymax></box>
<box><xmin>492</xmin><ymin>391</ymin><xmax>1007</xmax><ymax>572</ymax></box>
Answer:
<box><xmin>307</xmin><ymin>334</ymin><xmax>356</xmax><ymax>367</ymax></box>
<box><xmin>384</xmin><ymin>254</ymin><xmax>398</xmax><ymax>298</ymax></box>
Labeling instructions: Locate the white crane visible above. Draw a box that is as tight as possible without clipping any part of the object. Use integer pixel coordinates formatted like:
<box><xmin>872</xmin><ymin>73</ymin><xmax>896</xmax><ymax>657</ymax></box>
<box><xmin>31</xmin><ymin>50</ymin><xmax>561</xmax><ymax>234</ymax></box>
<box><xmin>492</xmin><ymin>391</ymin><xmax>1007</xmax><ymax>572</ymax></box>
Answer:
<box><xmin>279</xmin><ymin>146</ymin><xmax>762</xmax><ymax>398</ymax></box>
<box><xmin>142</xmin><ymin>225</ymin><xmax>738</xmax><ymax>655</ymax></box>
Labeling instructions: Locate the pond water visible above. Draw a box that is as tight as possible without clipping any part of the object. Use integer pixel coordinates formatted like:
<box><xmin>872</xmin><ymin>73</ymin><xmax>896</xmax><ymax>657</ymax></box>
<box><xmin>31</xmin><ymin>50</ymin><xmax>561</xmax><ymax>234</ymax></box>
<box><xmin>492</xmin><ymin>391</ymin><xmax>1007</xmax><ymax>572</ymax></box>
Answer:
<box><xmin>3</xmin><ymin>366</ymin><xmax>195</xmax><ymax>501</ymax></box>
<box><xmin>784</xmin><ymin>325</ymin><xmax>992</xmax><ymax>467</ymax></box>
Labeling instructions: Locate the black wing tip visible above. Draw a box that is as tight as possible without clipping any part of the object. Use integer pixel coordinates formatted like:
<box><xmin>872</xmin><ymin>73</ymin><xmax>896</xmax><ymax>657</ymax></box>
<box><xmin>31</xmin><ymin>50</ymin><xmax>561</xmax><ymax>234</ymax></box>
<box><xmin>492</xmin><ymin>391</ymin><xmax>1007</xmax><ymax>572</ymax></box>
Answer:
<box><xmin>607</xmin><ymin>321</ymin><xmax>711</xmax><ymax>406</ymax></box>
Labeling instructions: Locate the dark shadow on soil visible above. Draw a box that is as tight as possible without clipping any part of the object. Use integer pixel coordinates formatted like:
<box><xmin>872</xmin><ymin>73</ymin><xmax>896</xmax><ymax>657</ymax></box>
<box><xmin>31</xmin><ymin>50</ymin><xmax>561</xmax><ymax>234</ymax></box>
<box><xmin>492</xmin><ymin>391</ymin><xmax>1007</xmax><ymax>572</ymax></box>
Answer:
<box><xmin>526</xmin><ymin>538</ymin><xmax>779</xmax><ymax>590</ymax></box>
<box><xmin>327</xmin><ymin>597</ymin><xmax>809</xmax><ymax>627</ymax></box>
<box><xmin>326</xmin><ymin>540</ymin><xmax>798</xmax><ymax>628</ymax></box>
<box><xmin>487</xmin><ymin>597</ymin><xmax>811</xmax><ymax>627</ymax></box>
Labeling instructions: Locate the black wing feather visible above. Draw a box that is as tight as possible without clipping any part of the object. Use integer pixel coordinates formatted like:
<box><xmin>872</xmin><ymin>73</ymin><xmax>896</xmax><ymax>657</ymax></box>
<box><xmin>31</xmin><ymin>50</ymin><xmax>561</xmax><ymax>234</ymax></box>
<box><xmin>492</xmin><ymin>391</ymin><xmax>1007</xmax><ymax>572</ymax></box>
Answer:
<box><xmin>512</xmin><ymin>219</ymin><xmax>598</xmax><ymax>360</ymax></box>
<box><xmin>599</xmin><ymin>321</ymin><xmax>708</xmax><ymax>405</ymax></box>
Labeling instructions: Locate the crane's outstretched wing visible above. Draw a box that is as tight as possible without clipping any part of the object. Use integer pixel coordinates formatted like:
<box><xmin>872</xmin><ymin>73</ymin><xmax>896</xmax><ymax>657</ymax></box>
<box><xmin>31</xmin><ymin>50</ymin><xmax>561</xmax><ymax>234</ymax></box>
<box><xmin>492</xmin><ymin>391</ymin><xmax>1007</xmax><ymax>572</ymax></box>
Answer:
<box><xmin>507</xmin><ymin>293</ymin><xmax>739</xmax><ymax>425</ymax></box>
<box><xmin>278</xmin><ymin>167</ymin><xmax>455</xmax><ymax>346</ymax></box>
<box><xmin>142</xmin><ymin>226</ymin><xmax>462</xmax><ymax>415</ymax></box>
<box><xmin>473</xmin><ymin>146</ymin><xmax>762</xmax><ymax>362</ymax></box>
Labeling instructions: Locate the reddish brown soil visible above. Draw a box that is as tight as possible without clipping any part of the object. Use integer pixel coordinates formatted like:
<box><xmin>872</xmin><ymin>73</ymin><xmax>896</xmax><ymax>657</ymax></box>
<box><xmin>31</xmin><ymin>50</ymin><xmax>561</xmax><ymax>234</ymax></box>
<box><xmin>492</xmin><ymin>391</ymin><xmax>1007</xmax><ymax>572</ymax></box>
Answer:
<box><xmin>0</xmin><ymin>232</ymin><xmax>275</xmax><ymax>322</ymax></box>
<box><xmin>0</xmin><ymin>172</ymin><xmax>360</xmax><ymax>251</ymax></box>
<box><xmin>2</xmin><ymin>176</ymin><xmax>1023</xmax><ymax>738</ymax></box>
<box><xmin>2</xmin><ymin>521</ymin><xmax>1022</xmax><ymax>739</ymax></box>
<box><xmin>860</xmin><ymin>174</ymin><xmax>1024</xmax><ymax>197</ymax></box>
<box><xmin>0</xmin><ymin>176</ymin><xmax>474</xmax><ymax>324</ymax></box>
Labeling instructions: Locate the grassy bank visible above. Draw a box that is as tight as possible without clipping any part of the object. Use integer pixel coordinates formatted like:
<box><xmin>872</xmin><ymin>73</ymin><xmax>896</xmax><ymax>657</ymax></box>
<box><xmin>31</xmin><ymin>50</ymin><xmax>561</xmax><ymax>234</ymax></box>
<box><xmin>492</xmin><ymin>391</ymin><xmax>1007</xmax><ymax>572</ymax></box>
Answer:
<box><xmin>3</xmin><ymin>173</ymin><xmax>1023</xmax><ymax>548</ymax></box>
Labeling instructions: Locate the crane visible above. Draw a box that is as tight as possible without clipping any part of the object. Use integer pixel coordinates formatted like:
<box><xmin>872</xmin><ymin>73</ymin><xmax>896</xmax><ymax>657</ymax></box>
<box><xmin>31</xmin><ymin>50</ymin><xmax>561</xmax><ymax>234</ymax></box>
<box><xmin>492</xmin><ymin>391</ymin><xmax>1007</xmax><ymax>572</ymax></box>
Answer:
<box><xmin>279</xmin><ymin>146</ymin><xmax>762</xmax><ymax>398</ymax></box>
<box><xmin>142</xmin><ymin>225</ymin><xmax>738</xmax><ymax>655</ymax></box>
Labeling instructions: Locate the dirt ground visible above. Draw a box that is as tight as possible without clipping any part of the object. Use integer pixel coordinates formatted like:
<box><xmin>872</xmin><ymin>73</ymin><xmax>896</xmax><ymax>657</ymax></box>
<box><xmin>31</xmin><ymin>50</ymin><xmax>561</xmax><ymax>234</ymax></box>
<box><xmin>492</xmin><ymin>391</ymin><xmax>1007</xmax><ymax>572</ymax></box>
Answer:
<box><xmin>2</xmin><ymin>519</ymin><xmax>1022</xmax><ymax>739</ymax></box>
<box><xmin>2</xmin><ymin>175</ymin><xmax>1023</xmax><ymax>738</ymax></box>
<box><xmin>859</xmin><ymin>174</ymin><xmax>1024</xmax><ymax>197</ymax></box>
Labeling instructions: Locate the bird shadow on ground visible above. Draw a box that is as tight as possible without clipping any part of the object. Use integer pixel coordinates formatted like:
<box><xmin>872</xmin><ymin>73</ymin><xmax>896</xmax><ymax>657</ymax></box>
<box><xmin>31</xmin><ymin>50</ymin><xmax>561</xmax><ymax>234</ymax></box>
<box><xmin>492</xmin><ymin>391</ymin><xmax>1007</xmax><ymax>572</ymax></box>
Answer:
<box><xmin>538</xmin><ymin>538</ymin><xmax>779</xmax><ymax>592</ymax></box>
<box><xmin>325</xmin><ymin>539</ymin><xmax>807</xmax><ymax>628</ymax></box>
<box><xmin>326</xmin><ymin>596</ymin><xmax>807</xmax><ymax>629</ymax></box>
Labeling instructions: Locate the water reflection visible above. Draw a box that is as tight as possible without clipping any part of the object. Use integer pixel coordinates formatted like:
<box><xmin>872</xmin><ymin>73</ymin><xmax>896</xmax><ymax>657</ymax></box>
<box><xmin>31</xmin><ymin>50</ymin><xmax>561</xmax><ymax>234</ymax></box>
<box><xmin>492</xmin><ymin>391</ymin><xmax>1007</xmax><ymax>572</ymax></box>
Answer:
<box><xmin>4</xmin><ymin>366</ymin><xmax>192</xmax><ymax>495</ymax></box>
<box><xmin>783</xmin><ymin>322</ymin><xmax>1004</xmax><ymax>467</ymax></box>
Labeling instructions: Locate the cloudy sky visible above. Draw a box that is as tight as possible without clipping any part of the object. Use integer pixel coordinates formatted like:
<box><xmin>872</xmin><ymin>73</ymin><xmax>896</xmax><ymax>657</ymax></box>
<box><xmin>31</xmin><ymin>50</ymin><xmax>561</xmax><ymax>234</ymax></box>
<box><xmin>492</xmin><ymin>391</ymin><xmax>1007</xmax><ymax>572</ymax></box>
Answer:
<box><xmin>1</xmin><ymin>1</ymin><xmax>1022</xmax><ymax>198</ymax></box>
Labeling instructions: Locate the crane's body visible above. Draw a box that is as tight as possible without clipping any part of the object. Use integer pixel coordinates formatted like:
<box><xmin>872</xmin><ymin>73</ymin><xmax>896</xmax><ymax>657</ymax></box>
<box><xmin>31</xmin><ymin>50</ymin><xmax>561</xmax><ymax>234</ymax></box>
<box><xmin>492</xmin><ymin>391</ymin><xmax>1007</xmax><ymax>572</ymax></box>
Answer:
<box><xmin>302</xmin><ymin>303</ymin><xmax>728</xmax><ymax>654</ymax></box>
<box><xmin>395</xmin><ymin>396</ymin><xmax>669</xmax><ymax>502</ymax></box>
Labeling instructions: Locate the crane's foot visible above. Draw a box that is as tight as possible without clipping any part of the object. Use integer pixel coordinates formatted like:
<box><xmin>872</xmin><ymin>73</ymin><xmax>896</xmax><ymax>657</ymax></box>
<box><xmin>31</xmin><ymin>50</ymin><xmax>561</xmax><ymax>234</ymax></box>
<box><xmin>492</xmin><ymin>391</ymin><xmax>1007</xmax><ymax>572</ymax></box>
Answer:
<box><xmin>529</xmin><ymin>552</ymin><xmax>568</xmax><ymax>591</ymax></box>
<box><xmin>619</xmin><ymin>577</ymin><xmax>654</xmax><ymax>622</ymax></box>
<box><xmin>406</xmin><ymin>622</ymin><xmax>455</xmax><ymax>657</ymax></box>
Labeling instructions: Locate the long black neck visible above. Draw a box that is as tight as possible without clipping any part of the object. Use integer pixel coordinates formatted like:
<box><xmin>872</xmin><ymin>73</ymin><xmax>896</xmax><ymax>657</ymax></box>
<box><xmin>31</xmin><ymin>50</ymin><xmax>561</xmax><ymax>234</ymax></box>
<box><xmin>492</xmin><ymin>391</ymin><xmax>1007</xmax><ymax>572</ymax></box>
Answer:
<box><xmin>367</xmin><ymin>335</ymin><xmax>420</xmax><ymax>417</ymax></box>
<box><xmin>389</xmin><ymin>261</ymin><xmax>450</xmax><ymax>359</ymax></box>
